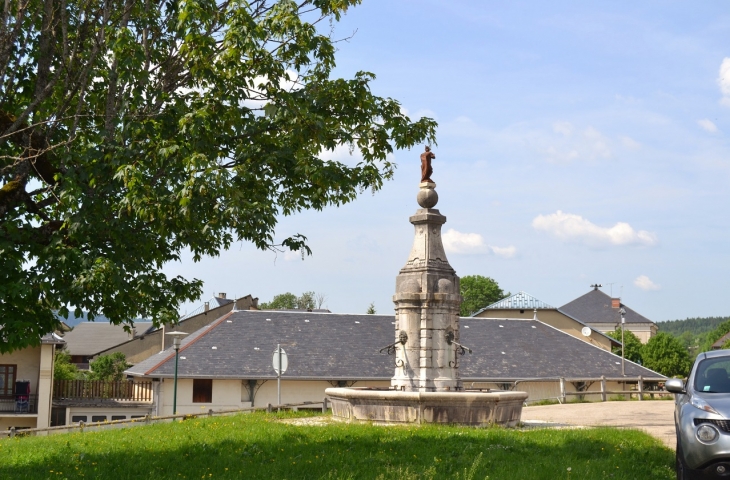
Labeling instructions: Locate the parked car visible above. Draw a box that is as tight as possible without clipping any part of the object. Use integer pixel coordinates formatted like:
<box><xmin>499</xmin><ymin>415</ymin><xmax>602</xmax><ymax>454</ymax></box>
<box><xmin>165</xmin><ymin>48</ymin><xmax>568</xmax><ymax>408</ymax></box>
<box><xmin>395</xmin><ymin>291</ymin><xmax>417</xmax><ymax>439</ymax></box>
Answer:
<box><xmin>667</xmin><ymin>350</ymin><xmax>730</xmax><ymax>479</ymax></box>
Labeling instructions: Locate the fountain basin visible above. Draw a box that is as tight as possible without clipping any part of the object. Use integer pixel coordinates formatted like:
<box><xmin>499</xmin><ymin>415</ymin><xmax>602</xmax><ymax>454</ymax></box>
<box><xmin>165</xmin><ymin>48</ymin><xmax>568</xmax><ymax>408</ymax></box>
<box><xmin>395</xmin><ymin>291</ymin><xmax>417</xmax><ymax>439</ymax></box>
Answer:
<box><xmin>325</xmin><ymin>387</ymin><xmax>528</xmax><ymax>426</ymax></box>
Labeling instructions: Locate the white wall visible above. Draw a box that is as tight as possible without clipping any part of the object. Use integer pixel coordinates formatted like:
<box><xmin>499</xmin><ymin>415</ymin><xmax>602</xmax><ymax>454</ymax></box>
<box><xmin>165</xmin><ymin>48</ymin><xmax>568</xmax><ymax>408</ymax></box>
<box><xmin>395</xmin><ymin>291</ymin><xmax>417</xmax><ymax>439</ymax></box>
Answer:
<box><xmin>156</xmin><ymin>379</ymin><xmax>391</xmax><ymax>415</ymax></box>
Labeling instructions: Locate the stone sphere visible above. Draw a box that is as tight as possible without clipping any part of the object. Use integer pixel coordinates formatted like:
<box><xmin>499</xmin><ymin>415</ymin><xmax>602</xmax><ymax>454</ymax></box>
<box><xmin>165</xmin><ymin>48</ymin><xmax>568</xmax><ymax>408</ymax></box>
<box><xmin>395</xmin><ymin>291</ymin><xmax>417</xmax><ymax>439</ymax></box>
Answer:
<box><xmin>417</xmin><ymin>188</ymin><xmax>438</xmax><ymax>208</ymax></box>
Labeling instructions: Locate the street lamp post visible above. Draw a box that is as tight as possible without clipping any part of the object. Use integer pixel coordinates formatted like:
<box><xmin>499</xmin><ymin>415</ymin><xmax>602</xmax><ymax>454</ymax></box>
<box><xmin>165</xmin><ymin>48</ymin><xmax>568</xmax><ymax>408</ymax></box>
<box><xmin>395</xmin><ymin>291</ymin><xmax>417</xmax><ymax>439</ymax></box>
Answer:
<box><xmin>619</xmin><ymin>307</ymin><xmax>626</xmax><ymax>376</ymax></box>
<box><xmin>165</xmin><ymin>331</ymin><xmax>187</xmax><ymax>416</ymax></box>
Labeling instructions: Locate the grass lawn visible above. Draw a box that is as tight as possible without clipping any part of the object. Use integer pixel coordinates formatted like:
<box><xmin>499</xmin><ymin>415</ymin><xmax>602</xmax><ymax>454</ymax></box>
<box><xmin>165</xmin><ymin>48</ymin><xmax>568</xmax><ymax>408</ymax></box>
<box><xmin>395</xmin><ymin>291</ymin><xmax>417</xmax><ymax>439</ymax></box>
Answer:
<box><xmin>0</xmin><ymin>411</ymin><xmax>675</xmax><ymax>479</ymax></box>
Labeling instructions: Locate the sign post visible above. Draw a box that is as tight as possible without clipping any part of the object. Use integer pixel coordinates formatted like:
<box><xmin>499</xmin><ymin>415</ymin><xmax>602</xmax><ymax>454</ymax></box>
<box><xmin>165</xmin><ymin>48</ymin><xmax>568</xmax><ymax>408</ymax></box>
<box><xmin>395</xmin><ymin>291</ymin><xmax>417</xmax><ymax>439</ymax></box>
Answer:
<box><xmin>272</xmin><ymin>344</ymin><xmax>288</xmax><ymax>410</ymax></box>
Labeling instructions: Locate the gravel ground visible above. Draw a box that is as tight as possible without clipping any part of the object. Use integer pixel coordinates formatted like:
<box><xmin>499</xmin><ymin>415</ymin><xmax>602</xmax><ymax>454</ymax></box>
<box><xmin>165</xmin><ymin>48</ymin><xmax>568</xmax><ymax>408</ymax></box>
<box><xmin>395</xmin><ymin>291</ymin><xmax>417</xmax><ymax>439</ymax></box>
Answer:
<box><xmin>281</xmin><ymin>400</ymin><xmax>677</xmax><ymax>449</ymax></box>
<box><xmin>521</xmin><ymin>400</ymin><xmax>676</xmax><ymax>448</ymax></box>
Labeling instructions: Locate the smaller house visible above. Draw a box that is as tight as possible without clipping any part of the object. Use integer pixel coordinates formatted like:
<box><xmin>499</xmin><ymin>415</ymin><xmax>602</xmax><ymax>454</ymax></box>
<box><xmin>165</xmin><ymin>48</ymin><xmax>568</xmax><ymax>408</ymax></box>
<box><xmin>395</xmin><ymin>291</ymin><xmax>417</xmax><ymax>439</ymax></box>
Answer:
<box><xmin>472</xmin><ymin>291</ymin><xmax>619</xmax><ymax>351</ymax></box>
<box><xmin>711</xmin><ymin>331</ymin><xmax>730</xmax><ymax>350</ymax></box>
<box><xmin>62</xmin><ymin>322</ymin><xmax>154</xmax><ymax>369</ymax></box>
<box><xmin>0</xmin><ymin>333</ymin><xmax>64</xmax><ymax>431</ymax></box>
<box><xmin>97</xmin><ymin>293</ymin><xmax>258</xmax><ymax>365</ymax></box>
<box><xmin>560</xmin><ymin>287</ymin><xmax>658</xmax><ymax>343</ymax></box>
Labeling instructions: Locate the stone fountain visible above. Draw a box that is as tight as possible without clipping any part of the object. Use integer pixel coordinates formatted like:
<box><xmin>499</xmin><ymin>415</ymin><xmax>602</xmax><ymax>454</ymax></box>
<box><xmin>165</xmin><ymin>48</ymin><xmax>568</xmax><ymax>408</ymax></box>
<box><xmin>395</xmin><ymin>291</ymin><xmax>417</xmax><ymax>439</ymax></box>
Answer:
<box><xmin>325</xmin><ymin>148</ymin><xmax>528</xmax><ymax>426</ymax></box>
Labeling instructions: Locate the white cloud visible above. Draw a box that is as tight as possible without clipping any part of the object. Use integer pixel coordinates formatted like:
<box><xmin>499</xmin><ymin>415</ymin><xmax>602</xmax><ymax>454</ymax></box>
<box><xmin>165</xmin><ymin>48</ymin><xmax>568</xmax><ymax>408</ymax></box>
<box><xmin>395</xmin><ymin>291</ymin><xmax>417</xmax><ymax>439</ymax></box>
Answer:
<box><xmin>283</xmin><ymin>250</ymin><xmax>301</xmax><ymax>261</ymax></box>
<box><xmin>719</xmin><ymin>58</ymin><xmax>730</xmax><ymax>107</ymax></box>
<box><xmin>553</xmin><ymin>121</ymin><xmax>573</xmax><ymax>136</ymax></box>
<box><xmin>619</xmin><ymin>136</ymin><xmax>642</xmax><ymax>150</ymax></box>
<box><xmin>531</xmin><ymin>211</ymin><xmax>658</xmax><ymax>247</ymax></box>
<box><xmin>442</xmin><ymin>229</ymin><xmax>517</xmax><ymax>258</ymax></box>
<box><xmin>490</xmin><ymin>245</ymin><xmax>518</xmax><ymax>259</ymax></box>
<box><xmin>544</xmin><ymin>123</ymin><xmax>612</xmax><ymax>164</ymax></box>
<box><xmin>634</xmin><ymin>275</ymin><xmax>661</xmax><ymax>291</ymax></box>
<box><xmin>698</xmin><ymin>119</ymin><xmax>719</xmax><ymax>133</ymax></box>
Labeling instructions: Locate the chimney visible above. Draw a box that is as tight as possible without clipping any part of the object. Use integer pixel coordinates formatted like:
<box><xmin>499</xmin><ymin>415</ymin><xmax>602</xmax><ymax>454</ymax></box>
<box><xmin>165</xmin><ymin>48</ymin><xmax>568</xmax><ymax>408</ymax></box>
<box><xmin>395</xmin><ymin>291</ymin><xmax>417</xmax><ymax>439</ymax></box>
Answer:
<box><xmin>218</xmin><ymin>293</ymin><xmax>226</xmax><ymax>299</ymax></box>
<box><xmin>204</xmin><ymin>302</ymin><xmax>210</xmax><ymax>312</ymax></box>
<box><xmin>611</xmin><ymin>298</ymin><xmax>621</xmax><ymax>309</ymax></box>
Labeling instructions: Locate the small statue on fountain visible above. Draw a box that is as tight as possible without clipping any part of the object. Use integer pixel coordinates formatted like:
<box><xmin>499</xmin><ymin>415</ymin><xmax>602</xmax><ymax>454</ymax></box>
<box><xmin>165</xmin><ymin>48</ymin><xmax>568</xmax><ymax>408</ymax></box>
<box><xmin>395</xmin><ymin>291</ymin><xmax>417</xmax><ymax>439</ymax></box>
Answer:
<box><xmin>420</xmin><ymin>146</ymin><xmax>435</xmax><ymax>183</ymax></box>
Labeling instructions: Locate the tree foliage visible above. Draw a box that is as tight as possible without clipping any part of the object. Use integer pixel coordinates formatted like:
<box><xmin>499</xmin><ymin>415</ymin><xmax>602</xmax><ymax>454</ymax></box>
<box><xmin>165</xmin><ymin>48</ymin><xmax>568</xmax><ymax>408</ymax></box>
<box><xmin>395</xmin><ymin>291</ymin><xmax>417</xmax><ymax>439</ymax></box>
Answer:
<box><xmin>53</xmin><ymin>350</ymin><xmax>81</xmax><ymax>381</ymax></box>
<box><xmin>659</xmin><ymin>316</ymin><xmax>730</xmax><ymax>337</ymax></box>
<box><xmin>459</xmin><ymin>275</ymin><xmax>508</xmax><ymax>317</ymax></box>
<box><xmin>366</xmin><ymin>302</ymin><xmax>376</xmax><ymax>314</ymax></box>
<box><xmin>87</xmin><ymin>352</ymin><xmax>130</xmax><ymax>381</ymax></box>
<box><xmin>641</xmin><ymin>332</ymin><xmax>692</xmax><ymax>378</ymax></box>
<box><xmin>700</xmin><ymin>319</ymin><xmax>730</xmax><ymax>352</ymax></box>
<box><xmin>0</xmin><ymin>0</ymin><xmax>436</xmax><ymax>351</ymax></box>
<box><xmin>604</xmin><ymin>327</ymin><xmax>643</xmax><ymax>364</ymax></box>
<box><xmin>260</xmin><ymin>291</ymin><xmax>319</xmax><ymax>310</ymax></box>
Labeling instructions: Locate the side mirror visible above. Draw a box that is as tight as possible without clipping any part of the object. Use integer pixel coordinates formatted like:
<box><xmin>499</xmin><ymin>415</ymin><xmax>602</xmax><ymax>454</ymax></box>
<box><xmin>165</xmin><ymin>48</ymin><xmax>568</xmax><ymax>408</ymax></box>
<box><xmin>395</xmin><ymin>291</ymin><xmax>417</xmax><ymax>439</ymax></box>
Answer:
<box><xmin>665</xmin><ymin>378</ymin><xmax>686</xmax><ymax>394</ymax></box>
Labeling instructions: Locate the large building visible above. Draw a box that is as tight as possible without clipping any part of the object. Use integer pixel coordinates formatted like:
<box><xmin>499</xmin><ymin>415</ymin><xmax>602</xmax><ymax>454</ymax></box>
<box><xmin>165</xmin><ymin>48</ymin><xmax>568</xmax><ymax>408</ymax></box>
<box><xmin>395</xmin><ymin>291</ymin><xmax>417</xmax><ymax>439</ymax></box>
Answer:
<box><xmin>472</xmin><ymin>291</ymin><xmax>619</xmax><ymax>351</ymax></box>
<box><xmin>125</xmin><ymin>309</ymin><xmax>664</xmax><ymax>415</ymax></box>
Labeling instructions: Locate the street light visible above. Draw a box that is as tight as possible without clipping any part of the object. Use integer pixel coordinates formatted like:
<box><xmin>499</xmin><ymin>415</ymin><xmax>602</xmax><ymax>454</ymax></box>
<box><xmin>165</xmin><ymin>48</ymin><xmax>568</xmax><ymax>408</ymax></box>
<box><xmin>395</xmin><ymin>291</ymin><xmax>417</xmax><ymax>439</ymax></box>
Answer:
<box><xmin>619</xmin><ymin>307</ymin><xmax>626</xmax><ymax>376</ymax></box>
<box><xmin>165</xmin><ymin>331</ymin><xmax>187</xmax><ymax>416</ymax></box>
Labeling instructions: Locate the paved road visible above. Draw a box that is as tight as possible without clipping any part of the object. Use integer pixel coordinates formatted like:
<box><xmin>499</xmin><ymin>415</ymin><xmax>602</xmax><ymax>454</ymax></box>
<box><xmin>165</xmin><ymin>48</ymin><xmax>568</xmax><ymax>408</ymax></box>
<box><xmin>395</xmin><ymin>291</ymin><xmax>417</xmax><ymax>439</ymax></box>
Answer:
<box><xmin>521</xmin><ymin>401</ymin><xmax>676</xmax><ymax>448</ymax></box>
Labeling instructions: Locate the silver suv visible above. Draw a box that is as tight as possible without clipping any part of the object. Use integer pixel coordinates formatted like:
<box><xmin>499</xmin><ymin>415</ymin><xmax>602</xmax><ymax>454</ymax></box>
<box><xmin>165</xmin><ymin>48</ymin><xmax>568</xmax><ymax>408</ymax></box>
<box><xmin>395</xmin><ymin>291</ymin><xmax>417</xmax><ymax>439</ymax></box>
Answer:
<box><xmin>667</xmin><ymin>350</ymin><xmax>730</xmax><ymax>479</ymax></box>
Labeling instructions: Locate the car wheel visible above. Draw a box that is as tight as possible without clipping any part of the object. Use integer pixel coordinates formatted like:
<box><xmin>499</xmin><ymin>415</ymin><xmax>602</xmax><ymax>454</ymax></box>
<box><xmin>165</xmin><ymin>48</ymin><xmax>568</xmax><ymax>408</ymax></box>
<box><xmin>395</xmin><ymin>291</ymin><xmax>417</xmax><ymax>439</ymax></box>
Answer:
<box><xmin>676</xmin><ymin>438</ymin><xmax>689</xmax><ymax>480</ymax></box>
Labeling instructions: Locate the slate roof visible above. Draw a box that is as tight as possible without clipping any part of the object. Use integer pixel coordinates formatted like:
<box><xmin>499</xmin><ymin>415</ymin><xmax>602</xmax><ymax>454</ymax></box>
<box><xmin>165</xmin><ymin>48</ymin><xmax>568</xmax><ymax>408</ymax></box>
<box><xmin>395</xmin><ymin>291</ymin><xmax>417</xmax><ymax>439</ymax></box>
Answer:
<box><xmin>473</xmin><ymin>291</ymin><xmax>555</xmax><ymax>315</ymax></box>
<box><xmin>62</xmin><ymin>322</ymin><xmax>154</xmax><ymax>356</ymax></box>
<box><xmin>127</xmin><ymin>310</ymin><xmax>663</xmax><ymax>381</ymax></box>
<box><xmin>560</xmin><ymin>289</ymin><xmax>655</xmax><ymax>325</ymax></box>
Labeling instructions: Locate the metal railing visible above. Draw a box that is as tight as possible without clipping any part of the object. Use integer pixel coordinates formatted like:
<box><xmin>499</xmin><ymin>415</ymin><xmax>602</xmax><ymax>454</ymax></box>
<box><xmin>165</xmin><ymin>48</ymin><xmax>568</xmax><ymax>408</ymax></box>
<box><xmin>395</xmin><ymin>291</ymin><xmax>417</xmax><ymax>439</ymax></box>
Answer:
<box><xmin>0</xmin><ymin>395</ymin><xmax>38</xmax><ymax>414</ymax></box>
<box><xmin>1</xmin><ymin>399</ymin><xmax>329</xmax><ymax>439</ymax></box>
<box><xmin>53</xmin><ymin>380</ymin><xmax>153</xmax><ymax>402</ymax></box>
<box><xmin>465</xmin><ymin>376</ymin><xmax>670</xmax><ymax>404</ymax></box>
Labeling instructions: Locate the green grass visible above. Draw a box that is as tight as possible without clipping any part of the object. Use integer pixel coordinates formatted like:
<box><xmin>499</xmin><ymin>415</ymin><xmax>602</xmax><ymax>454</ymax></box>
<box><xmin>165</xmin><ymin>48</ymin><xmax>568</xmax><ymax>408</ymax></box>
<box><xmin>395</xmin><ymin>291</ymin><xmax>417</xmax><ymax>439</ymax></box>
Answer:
<box><xmin>0</xmin><ymin>411</ymin><xmax>674</xmax><ymax>479</ymax></box>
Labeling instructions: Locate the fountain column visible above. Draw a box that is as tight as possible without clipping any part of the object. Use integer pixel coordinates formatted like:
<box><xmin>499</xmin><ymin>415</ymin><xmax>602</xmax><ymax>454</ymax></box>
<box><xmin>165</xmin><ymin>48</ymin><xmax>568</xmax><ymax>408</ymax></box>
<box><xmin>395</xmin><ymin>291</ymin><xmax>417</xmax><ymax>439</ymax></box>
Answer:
<box><xmin>392</xmin><ymin>182</ymin><xmax>462</xmax><ymax>392</ymax></box>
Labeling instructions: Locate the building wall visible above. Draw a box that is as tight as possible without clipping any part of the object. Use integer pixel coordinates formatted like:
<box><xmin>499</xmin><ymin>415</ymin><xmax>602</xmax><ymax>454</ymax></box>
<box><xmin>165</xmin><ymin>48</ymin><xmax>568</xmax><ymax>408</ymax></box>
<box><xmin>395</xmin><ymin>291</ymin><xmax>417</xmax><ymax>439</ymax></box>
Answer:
<box><xmin>147</xmin><ymin>376</ymin><xmax>665</xmax><ymax>415</ymax></box>
<box><xmin>36</xmin><ymin>344</ymin><xmax>55</xmax><ymax>430</ymax></box>
<box><xmin>473</xmin><ymin>309</ymin><xmax>614</xmax><ymax>351</ymax></box>
<box><xmin>156</xmin><ymin>379</ymin><xmax>391</xmax><ymax>416</ymax></box>
<box><xmin>0</xmin><ymin>416</ymin><xmax>37</xmax><ymax>430</ymax></box>
<box><xmin>65</xmin><ymin>406</ymin><xmax>153</xmax><ymax>424</ymax></box>
<box><xmin>588</xmin><ymin>323</ymin><xmax>656</xmax><ymax>344</ymax></box>
<box><xmin>0</xmin><ymin>346</ymin><xmax>41</xmax><ymax>430</ymax></box>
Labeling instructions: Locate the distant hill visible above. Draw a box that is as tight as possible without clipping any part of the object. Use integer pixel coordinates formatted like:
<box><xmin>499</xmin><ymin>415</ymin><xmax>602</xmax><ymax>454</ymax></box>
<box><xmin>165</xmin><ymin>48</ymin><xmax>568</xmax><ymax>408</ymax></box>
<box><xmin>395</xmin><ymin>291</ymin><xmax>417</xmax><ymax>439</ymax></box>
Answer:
<box><xmin>54</xmin><ymin>312</ymin><xmax>149</xmax><ymax>328</ymax></box>
<box><xmin>658</xmin><ymin>316</ymin><xmax>730</xmax><ymax>337</ymax></box>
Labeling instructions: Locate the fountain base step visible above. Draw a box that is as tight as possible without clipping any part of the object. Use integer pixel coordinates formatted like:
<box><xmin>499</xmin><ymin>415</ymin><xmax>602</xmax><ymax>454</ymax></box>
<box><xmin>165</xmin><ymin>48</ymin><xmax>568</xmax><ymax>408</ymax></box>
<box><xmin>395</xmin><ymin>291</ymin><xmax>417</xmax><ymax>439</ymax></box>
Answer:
<box><xmin>325</xmin><ymin>387</ymin><xmax>528</xmax><ymax>426</ymax></box>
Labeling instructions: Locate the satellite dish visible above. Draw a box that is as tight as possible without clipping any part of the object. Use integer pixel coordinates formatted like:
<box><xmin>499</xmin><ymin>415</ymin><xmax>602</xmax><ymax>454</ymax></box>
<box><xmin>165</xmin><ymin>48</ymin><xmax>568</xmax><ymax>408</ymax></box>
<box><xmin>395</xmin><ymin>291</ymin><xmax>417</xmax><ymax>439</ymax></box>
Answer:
<box><xmin>581</xmin><ymin>327</ymin><xmax>592</xmax><ymax>337</ymax></box>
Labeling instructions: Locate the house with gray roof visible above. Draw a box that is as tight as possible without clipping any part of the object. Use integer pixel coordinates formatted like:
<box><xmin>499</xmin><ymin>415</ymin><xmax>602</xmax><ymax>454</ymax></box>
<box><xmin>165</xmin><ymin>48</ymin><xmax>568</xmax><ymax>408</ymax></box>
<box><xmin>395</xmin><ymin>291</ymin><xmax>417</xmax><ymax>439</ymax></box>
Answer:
<box><xmin>95</xmin><ymin>294</ymin><xmax>259</xmax><ymax>365</ymax></box>
<box><xmin>126</xmin><ymin>310</ymin><xmax>664</xmax><ymax>415</ymax></box>
<box><xmin>472</xmin><ymin>291</ymin><xmax>620</xmax><ymax>352</ymax></box>
<box><xmin>62</xmin><ymin>322</ymin><xmax>154</xmax><ymax>369</ymax></box>
<box><xmin>560</xmin><ymin>287</ymin><xmax>658</xmax><ymax>343</ymax></box>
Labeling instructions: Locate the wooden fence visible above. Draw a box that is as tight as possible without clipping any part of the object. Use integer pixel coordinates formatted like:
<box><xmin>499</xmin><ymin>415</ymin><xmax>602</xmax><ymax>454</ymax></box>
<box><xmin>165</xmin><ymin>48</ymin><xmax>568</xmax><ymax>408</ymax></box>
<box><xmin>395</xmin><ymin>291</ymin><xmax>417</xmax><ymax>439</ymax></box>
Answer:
<box><xmin>53</xmin><ymin>380</ymin><xmax>153</xmax><ymax>402</ymax></box>
<box><xmin>1</xmin><ymin>400</ymin><xmax>329</xmax><ymax>438</ymax></box>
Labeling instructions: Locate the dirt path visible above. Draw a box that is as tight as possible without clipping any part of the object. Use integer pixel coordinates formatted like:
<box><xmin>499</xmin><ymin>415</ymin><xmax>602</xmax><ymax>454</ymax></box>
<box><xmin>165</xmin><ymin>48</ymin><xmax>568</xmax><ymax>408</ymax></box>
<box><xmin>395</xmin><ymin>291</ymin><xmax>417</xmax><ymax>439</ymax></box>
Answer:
<box><xmin>521</xmin><ymin>401</ymin><xmax>676</xmax><ymax>449</ymax></box>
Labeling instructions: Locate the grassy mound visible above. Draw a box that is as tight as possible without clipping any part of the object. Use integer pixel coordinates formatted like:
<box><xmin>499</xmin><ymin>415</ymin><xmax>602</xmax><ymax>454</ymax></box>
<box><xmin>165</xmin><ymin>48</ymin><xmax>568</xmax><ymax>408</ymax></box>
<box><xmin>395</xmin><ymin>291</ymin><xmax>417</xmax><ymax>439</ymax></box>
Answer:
<box><xmin>0</xmin><ymin>411</ymin><xmax>674</xmax><ymax>479</ymax></box>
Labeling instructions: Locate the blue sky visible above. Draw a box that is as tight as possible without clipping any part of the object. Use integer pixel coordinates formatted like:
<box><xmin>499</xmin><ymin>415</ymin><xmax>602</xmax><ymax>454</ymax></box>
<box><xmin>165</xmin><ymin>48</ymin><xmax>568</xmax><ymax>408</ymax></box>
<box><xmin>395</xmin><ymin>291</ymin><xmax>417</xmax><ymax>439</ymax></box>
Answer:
<box><xmin>167</xmin><ymin>1</ymin><xmax>730</xmax><ymax>322</ymax></box>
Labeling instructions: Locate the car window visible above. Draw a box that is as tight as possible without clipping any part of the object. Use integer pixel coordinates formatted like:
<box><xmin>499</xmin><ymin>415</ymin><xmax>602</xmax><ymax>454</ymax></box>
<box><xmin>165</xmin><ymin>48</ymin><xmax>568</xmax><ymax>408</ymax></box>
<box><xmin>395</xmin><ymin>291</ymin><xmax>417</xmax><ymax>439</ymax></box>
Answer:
<box><xmin>694</xmin><ymin>358</ymin><xmax>730</xmax><ymax>393</ymax></box>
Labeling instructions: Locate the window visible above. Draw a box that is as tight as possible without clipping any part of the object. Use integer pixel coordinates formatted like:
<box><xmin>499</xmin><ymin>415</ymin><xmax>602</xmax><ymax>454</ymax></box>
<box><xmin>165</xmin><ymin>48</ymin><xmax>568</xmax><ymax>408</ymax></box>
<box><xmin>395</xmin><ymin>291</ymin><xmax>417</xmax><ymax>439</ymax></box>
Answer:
<box><xmin>91</xmin><ymin>416</ymin><xmax>107</xmax><ymax>423</ymax></box>
<box><xmin>193</xmin><ymin>379</ymin><xmax>213</xmax><ymax>403</ymax></box>
<box><xmin>0</xmin><ymin>365</ymin><xmax>17</xmax><ymax>396</ymax></box>
<box><xmin>694</xmin><ymin>358</ymin><xmax>730</xmax><ymax>393</ymax></box>
<box><xmin>111</xmin><ymin>415</ymin><xmax>126</xmax><ymax>421</ymax></box>
<box><xmin>71</xmin><ymin>416</ymin><xmax>87</xmax><ymax>423</ymax></box>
